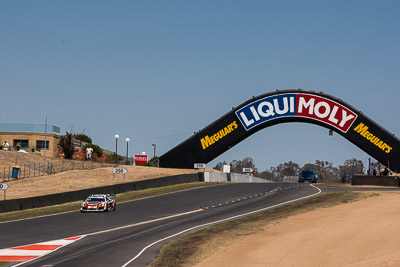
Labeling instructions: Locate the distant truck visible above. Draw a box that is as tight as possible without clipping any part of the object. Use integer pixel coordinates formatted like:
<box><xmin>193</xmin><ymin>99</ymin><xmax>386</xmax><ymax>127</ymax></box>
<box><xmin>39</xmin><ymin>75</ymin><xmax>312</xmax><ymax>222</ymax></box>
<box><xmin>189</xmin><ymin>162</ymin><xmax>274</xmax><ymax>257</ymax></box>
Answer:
<box><xmin>298</xmin><ymin>170</ymin><xmax>317</xmax><ymax>183</ymax></box>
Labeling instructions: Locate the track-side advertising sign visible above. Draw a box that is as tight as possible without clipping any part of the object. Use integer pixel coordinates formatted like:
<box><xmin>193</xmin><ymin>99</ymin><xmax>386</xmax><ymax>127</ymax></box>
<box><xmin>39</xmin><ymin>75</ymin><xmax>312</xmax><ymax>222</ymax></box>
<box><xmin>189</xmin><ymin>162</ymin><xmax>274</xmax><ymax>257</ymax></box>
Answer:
<box><xmin>113</xmin><ymin>168</ymin><xmax>128</xmax><ymax>174</ymax></box>
<box><xmin>194</xmin><ymin>163</ymin><xmax>206</xmax><ymax>169</ymax></box>
<box><xmin>235</xmin><ymin>93</ymin><xmax>357</xmax><ymax>133</ymax></box>
<box><xmin>0</xmin><ymin>183</ymin><xmax>8</xmax><ymax>200</ymax></box>
<box><xmin>159</xmin><ymin>89</ymin><xmax>400</xmax><ymax>172</ymax></box>
<box><xmin>0</xmin><ymin>183</ymin><xmax>8</xmax><ymax>190</ymax></box>
<box><xmin>353</xmin><ymin>122</ymin><xmax>392</xmax><ymax>154</ymax></box>
<box><xmin>134</xmin><ymin>154</ymin><xmax>148</xmax><ymax>165</ymax></box>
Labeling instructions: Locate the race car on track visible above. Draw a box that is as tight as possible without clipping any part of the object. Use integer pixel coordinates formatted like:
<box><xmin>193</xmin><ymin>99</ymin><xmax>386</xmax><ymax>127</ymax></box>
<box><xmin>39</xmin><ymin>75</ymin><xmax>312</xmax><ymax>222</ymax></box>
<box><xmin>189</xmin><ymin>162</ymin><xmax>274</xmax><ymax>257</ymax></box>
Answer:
<box><xmin>80</xmin><ymin>194</ymin><xmax>116</xmax><ymax>212</ymax></box>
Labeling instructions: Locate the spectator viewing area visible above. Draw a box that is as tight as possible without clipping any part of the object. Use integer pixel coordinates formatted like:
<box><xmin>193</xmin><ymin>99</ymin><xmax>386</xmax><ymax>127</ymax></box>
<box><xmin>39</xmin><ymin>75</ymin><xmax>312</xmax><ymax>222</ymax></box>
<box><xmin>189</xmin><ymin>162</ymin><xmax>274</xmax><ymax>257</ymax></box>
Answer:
<box><xmin>0</xmin><ymin>123</ymin><xmax>61</xmax><ymax>158</ymax></box>
<box><xmin>159</xmin><ymin>89</ymin><xmax>400</xmax><ymax>172</ymax></box>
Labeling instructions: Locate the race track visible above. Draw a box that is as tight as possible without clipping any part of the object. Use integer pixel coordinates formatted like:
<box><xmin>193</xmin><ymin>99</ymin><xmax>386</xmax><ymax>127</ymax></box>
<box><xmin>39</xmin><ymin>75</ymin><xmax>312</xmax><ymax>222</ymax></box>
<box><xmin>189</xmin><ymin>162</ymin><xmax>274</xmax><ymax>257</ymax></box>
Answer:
<box><xmin>1</xmin><ymin>183</ymin><xmax>320</xmax><ymax>267</ymax></box>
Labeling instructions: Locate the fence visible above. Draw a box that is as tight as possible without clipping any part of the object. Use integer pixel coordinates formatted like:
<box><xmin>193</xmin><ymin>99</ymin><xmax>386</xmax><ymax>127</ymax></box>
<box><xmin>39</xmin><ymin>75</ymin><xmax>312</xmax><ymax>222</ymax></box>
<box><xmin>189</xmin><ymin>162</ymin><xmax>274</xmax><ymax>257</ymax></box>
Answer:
<box><xmin>1</xmin><ymin>159</ymin><xmax>117</xmax><ymax>182</ymax></box>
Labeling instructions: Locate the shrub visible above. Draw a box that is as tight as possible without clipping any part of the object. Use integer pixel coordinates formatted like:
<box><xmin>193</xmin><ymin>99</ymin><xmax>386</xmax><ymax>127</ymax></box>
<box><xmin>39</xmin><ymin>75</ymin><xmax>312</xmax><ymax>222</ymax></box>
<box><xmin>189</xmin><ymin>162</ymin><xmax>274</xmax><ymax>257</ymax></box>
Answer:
<box><xmin>58</xmin><ymin>132</ymin><xmax>75</xmax><ymax>159</ymax></box>
<box><xmin>83</xmin><ymin>144</ymin><xmax>103</xmax><ymax>158</ymax></box>
<box><xmin>73</xmin><ymin>149</ymin><xmax>86</xmax><ymax>160</ymax></box>
<box><xmin>74</xmin><ymin>133</ymin><xmax>92</xmax><ymax>144</ymax></box>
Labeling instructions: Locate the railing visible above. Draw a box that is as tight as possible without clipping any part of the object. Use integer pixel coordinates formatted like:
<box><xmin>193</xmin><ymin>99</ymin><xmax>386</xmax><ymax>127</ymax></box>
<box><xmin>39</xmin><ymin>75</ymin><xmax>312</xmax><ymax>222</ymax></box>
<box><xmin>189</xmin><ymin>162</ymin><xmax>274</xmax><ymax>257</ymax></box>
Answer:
<box><xmin>1</xmin><ymin>159</ymin><xmax>117</xmax><ymax>182</ymax></box>
<box><xmin>0</xmin><ymin>123</ymin><xmax>60</xmax><ymax>134</ymax></box>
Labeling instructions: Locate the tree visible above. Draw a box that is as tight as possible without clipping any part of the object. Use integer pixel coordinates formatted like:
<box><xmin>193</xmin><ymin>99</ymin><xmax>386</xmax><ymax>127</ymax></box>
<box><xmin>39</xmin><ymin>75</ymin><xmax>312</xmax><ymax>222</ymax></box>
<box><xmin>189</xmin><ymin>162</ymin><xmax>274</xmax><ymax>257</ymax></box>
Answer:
<box><xmin>74</xmin><ymin>133</ymin><xmax>92</xmax><ymax>144</ymax></box>
<box><xmin>339</xmin><ymin>158</ymin><xmax>364</xmax><ymax>181</ymax></box>
<box><xmin>214</xmin><ymin>161</ymin><xmax>228</xmax><ymax>171</ymax></box>
<box><xmin>58</xmin><ymin>132</ymin><xmax>75</xmax><ymax>159</ymax></box>
<box><xmin>257</xmin><ymin>169</ymin><xmax>276</xmax><ymax>181</ymax></box>
<box><xmin>230</xmin><ymin>157</ymin><xmax>258</xmax><ymax>174</ymax></box>
<box><xmin>303</xmin><ymin>160</ymin><xmax>339</xmax><ymax>183</ymax></box>
<box><xmin>273</xmin><ymin>161</ymin><xmax>301</xmax><ymax>179</ymax></box>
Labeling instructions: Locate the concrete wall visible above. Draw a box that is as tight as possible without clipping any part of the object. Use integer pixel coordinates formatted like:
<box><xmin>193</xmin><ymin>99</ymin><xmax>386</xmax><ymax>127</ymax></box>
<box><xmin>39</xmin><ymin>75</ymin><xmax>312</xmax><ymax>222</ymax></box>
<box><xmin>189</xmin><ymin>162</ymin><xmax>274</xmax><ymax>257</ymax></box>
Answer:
<box><xmin>352</xmin><ymin>175</ymin><xmax>400</xmax><ymax>186</ymax></box>
<box><xmin>283</xmin><ymin>176</ymin><xmax>298</xmax><ymax>183</ymax></box>
<box><xmin>0</xmin><ymin>172</ymin><xmax>274</xmax><ymax>213</ymax></box>
<box><xmin>204</xmin><ymin>172</ymin><xmax>271</xmax><ymax>183</ymax></box>
<box><xmin>0</xmin><ymin>173</ymin><xmax>203</xmax><ymax>213</ymax></box>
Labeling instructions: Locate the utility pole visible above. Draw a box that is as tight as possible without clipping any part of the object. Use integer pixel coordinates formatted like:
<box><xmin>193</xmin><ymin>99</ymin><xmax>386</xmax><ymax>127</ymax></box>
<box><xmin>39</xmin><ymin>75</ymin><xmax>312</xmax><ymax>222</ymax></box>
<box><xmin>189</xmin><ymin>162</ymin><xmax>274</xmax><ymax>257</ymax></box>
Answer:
<box><xmin>44</xmin><ymin>116</ymin><xmax>47</xmax><ymax>174</ymax></box>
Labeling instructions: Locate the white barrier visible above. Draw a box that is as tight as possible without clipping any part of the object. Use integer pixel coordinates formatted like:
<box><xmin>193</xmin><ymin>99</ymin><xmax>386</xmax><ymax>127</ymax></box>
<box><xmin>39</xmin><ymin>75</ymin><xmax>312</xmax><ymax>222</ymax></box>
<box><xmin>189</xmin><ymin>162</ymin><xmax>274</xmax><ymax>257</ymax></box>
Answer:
<box><xmin>203</xmin><ymin>172</ymin><xmax>272</xmax><ymax>183</ymax></box>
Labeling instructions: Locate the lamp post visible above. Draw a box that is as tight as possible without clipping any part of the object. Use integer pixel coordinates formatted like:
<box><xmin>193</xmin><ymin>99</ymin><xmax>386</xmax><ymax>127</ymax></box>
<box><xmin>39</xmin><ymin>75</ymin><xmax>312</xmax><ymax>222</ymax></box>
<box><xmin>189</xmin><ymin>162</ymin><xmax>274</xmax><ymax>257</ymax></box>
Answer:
<box><xmin>114</xmin><ymin>134</ymin><xmax>119</xmax><ymax>164</ymax></box>
<box><xmin>152</xmin><ymin>144</ymin><xmax>156</xmax><ymax>159</ymax></box>
<box><xmin>125</xmin><ymin>138</ymin><xmax>130</xmax><ymax>164</ymax></box>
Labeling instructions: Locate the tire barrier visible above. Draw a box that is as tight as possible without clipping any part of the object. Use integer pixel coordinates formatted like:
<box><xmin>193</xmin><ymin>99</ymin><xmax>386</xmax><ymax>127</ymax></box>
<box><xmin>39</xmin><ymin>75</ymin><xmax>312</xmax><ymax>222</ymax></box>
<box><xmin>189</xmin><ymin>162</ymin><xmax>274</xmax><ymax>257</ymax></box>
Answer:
<box><xmin>159</xmin><ymin>89</ymin><xmax>400</xmax><ymax>172</ymax></box>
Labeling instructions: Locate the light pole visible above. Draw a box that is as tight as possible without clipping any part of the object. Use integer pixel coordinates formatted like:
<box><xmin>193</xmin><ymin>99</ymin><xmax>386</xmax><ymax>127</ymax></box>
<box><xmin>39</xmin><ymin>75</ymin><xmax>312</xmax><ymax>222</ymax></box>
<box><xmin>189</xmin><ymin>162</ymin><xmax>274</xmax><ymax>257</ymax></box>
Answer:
<box><xmin>125</xmin><ymin>138</ymin><xmax>130</xmax><ymax>164</ymax></box>
<box><xmin>114</xmin><ymin>134</ymin><xmax>119</xmax><ymax>164</ymax></box>
<box><xmin>152</xmin><ymin>144</ymin><xmax>156</xmax><ymax>159</ymax></box>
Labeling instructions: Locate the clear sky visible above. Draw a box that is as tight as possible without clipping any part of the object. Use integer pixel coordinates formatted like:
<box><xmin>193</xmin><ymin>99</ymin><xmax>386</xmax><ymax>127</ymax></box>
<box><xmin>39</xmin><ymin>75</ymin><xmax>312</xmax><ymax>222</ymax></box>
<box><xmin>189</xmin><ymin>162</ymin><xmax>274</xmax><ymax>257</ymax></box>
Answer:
<box><xmin>1</xmin><ymin>1</ymin><xmax>399</xmax><ymax>171</ymax></box>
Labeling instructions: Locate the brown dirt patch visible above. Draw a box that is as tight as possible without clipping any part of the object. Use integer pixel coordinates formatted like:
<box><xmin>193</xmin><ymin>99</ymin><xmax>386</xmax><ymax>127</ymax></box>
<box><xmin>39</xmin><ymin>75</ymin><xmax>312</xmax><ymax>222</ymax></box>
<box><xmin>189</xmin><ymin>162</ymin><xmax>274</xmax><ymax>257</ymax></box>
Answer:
<box><xmin>194</xmin><ymin>192</ymin><xmax>400</xmax><ymax>267</ymax></box>
<box><xmin>3</xmin><ymin>165</ymin><xmax>213</xmax><ymax>200</ymax></box>
<box><xmin>0</xmin><ymin>149</ymin><xmax>217</xmax><ymax>200</ymax></box>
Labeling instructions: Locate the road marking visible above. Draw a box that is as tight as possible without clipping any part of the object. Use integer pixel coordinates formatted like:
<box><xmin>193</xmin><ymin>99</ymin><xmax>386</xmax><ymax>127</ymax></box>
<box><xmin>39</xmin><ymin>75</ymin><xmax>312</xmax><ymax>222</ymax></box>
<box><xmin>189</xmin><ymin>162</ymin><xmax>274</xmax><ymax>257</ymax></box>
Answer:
<box><xmin>0</xmin><ymin>236</ymin><xmax>85</xmax><ymax>266</ymax></box>
<box><xmin>1</xmin><ymin>210</ymin><xmax>203</xmax><ymax>266</ymax></box>
<box><xmin>4</xmin><ymin>183</ymin><xmax>312</xmax><ymax>266</ymax></box>
<box><xmin>88</xmin><ymin>209</ymin><xmax>202</xmax><ymax>236</ymax></box>
<box><xmin>121</xmin><ymin>185</ymin><xmax>322</xmax><ymax>267</ymax></box>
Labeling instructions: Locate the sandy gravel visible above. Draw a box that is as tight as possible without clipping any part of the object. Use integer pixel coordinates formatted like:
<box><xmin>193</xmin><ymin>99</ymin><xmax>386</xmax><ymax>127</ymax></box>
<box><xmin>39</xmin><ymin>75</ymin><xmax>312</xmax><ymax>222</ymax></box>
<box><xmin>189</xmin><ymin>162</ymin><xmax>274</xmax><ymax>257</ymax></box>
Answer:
<box><xmin>194</xmin><ymin>192</ymin><xmax>400</xmax><ymax>267</ymax></box>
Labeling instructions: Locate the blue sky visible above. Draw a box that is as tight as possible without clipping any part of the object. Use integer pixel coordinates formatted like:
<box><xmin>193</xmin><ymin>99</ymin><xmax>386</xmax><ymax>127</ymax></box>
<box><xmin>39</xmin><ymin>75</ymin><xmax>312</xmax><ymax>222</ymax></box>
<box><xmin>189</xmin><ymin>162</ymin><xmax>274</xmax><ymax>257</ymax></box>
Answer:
<box><xmin>1</xmin><ymin>1</ymin><xmax>399</xmax><ymax>171</ymax></box>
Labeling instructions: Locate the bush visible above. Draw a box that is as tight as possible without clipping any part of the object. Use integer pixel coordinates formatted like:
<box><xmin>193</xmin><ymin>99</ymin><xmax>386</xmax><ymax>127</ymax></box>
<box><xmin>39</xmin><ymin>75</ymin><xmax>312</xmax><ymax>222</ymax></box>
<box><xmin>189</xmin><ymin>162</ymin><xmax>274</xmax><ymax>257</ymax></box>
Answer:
<box><xmin>106</xmin><ymin>153</ymin><xmax>124</xmax><ymax>164</ymax></box>
<box><xmin>73</xmin><ymin>149</ymin><xmax>86</xmax><ymax>160</ymax></box>
<box><xmin>83</xmin><ymin>144</ymin><xmax>103</xmax><ymax>158</ymax></box>
<box><xmin>74</xmin><ymin>133</ymin><xmax>92</xmax><ymax>144</ymax></box>
<box><xmin>58</xmin><ymin>132</ymin><xmax>75</xmax><ymax>159</ymax></box>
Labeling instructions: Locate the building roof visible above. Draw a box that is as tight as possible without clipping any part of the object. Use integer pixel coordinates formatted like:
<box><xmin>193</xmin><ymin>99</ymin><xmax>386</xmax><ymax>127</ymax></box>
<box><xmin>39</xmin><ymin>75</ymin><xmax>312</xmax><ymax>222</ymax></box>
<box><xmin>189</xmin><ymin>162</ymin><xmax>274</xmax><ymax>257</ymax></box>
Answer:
<box><xmin>0</xmin><ymin>123</ymin><xmax>60</xmax><ymax>134</ymax></box>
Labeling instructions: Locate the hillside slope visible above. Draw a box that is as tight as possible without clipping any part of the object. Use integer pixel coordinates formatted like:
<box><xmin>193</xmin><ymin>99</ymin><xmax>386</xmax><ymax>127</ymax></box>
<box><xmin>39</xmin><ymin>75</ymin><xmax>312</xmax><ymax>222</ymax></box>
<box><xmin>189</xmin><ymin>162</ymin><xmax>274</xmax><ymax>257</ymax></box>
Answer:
<box><xmin>0</xmin><ymin>151</ymin><xmax>214</xmax><ymax>200</ymax></box>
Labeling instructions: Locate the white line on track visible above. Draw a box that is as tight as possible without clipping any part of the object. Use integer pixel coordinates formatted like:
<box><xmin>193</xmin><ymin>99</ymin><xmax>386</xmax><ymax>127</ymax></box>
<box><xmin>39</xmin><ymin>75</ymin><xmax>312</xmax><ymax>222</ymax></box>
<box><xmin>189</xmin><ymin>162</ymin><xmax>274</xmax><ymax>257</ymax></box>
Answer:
<box><xmin>121</xmin><ymin>184</ymin><xmax>322</xmax><ymax>267</ymax></box>
<box><xmin>87</xmin><ymin>209</ymin><xmax>202</xmax><ymax>236</ymax></box>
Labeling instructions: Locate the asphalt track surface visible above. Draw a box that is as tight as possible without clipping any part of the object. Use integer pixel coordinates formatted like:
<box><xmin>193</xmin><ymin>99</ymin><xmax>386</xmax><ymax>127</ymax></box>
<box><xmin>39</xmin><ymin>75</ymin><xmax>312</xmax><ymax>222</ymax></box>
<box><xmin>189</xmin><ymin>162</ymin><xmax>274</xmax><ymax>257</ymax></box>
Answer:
<box><xmin>1</xmin><ymin>183</ymin><xmax>325</xmax><ymax>267</ymax></box>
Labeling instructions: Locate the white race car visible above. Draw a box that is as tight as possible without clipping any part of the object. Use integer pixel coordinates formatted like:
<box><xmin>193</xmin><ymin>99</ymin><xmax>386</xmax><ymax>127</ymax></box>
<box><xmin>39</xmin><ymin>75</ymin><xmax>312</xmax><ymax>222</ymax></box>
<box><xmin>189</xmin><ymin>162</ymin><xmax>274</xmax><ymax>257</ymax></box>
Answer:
<box><xmin>80</xmin><ymin>194</ymin><xmax>116</xmax><ymax>212</ymax></box>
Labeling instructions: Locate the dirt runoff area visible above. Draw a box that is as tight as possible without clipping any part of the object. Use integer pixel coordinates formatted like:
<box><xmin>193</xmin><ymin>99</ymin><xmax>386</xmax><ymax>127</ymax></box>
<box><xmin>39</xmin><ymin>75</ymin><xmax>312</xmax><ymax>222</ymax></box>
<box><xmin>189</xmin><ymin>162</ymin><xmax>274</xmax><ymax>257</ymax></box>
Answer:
<box><xmin>194</xmin><ymin>192</ymin><xmax>400</xmax><ymax>267</ymax></box>
<box><xmin>4</xmin><ymin>165</ymin><xmax>210</xmax><ymax>200</ymax></box>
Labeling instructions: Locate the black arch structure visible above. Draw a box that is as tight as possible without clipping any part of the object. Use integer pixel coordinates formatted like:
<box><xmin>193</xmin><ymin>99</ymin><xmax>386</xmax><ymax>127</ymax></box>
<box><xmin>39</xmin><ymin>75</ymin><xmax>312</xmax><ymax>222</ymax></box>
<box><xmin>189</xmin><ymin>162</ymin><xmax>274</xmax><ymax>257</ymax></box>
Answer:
<box><xmin>159</xmin><ymin>89</ymin><xmax>400</xmax><ymax>172</ymax></box>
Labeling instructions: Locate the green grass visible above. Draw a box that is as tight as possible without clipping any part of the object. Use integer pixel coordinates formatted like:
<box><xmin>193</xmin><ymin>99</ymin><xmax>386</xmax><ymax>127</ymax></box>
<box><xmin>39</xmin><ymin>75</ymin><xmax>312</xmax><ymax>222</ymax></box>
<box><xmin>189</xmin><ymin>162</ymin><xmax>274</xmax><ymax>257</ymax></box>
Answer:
<box><xmin>0</xmin><ymin>182</ymin><xmax>222</xmax><ymax>223</ymax></box>
<box><xmin>149</xmin><ymin>191</ymin><xmax>370</xmax><ymax>267</ymax></box>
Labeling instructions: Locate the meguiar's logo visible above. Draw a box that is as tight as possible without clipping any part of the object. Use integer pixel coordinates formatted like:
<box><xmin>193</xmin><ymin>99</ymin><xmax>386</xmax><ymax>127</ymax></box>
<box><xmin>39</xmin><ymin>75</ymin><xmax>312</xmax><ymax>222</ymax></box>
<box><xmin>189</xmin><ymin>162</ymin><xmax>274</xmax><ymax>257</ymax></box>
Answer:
<box><xmin>235</xmin><ymin>93</ymin><xmax>357</xmax><ymax>133</ymax></box>
<box><xmin>200</xmin><ymin>121</ymin><xmax>238</xmax><ymax>150</ymax></box>
<box><xmin>354</xmin><ymin>123</ymin><xmax>392</xmax><ymax>153</ymax></box>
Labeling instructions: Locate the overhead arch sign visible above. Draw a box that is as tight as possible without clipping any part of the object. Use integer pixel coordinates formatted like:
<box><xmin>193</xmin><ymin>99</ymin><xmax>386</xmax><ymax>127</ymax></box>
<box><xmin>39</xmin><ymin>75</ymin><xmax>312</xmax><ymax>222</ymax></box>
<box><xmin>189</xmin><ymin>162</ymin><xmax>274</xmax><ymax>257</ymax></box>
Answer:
<box><xmin>159</xmin><ymin>89</ymin><xmax>399</xmax><ymax>172</ymax></box>
<box><xmin>236</xmin><ymin>93</ymin><xmax>357</xmax><ymax>133</ymax></box>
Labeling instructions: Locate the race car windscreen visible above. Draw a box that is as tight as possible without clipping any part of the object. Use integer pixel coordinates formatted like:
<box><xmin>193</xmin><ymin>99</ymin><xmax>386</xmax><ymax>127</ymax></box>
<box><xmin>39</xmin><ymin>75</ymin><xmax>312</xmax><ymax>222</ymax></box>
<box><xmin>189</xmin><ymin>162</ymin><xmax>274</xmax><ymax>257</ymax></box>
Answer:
<box><xmin>86</xmin><ymin>198</ymin><xmax>104</xmax><ymax>203</ymax></box>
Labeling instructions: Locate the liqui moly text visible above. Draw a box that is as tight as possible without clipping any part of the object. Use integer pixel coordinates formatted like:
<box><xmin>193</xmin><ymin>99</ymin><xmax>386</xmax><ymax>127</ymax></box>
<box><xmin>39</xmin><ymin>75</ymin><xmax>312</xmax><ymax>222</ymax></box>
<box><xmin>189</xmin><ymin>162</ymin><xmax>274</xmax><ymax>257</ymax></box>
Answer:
<box><xmin>235</xmin><ymin>93</ymin><xmax>357</xmax><ymax>133</ymax></box>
